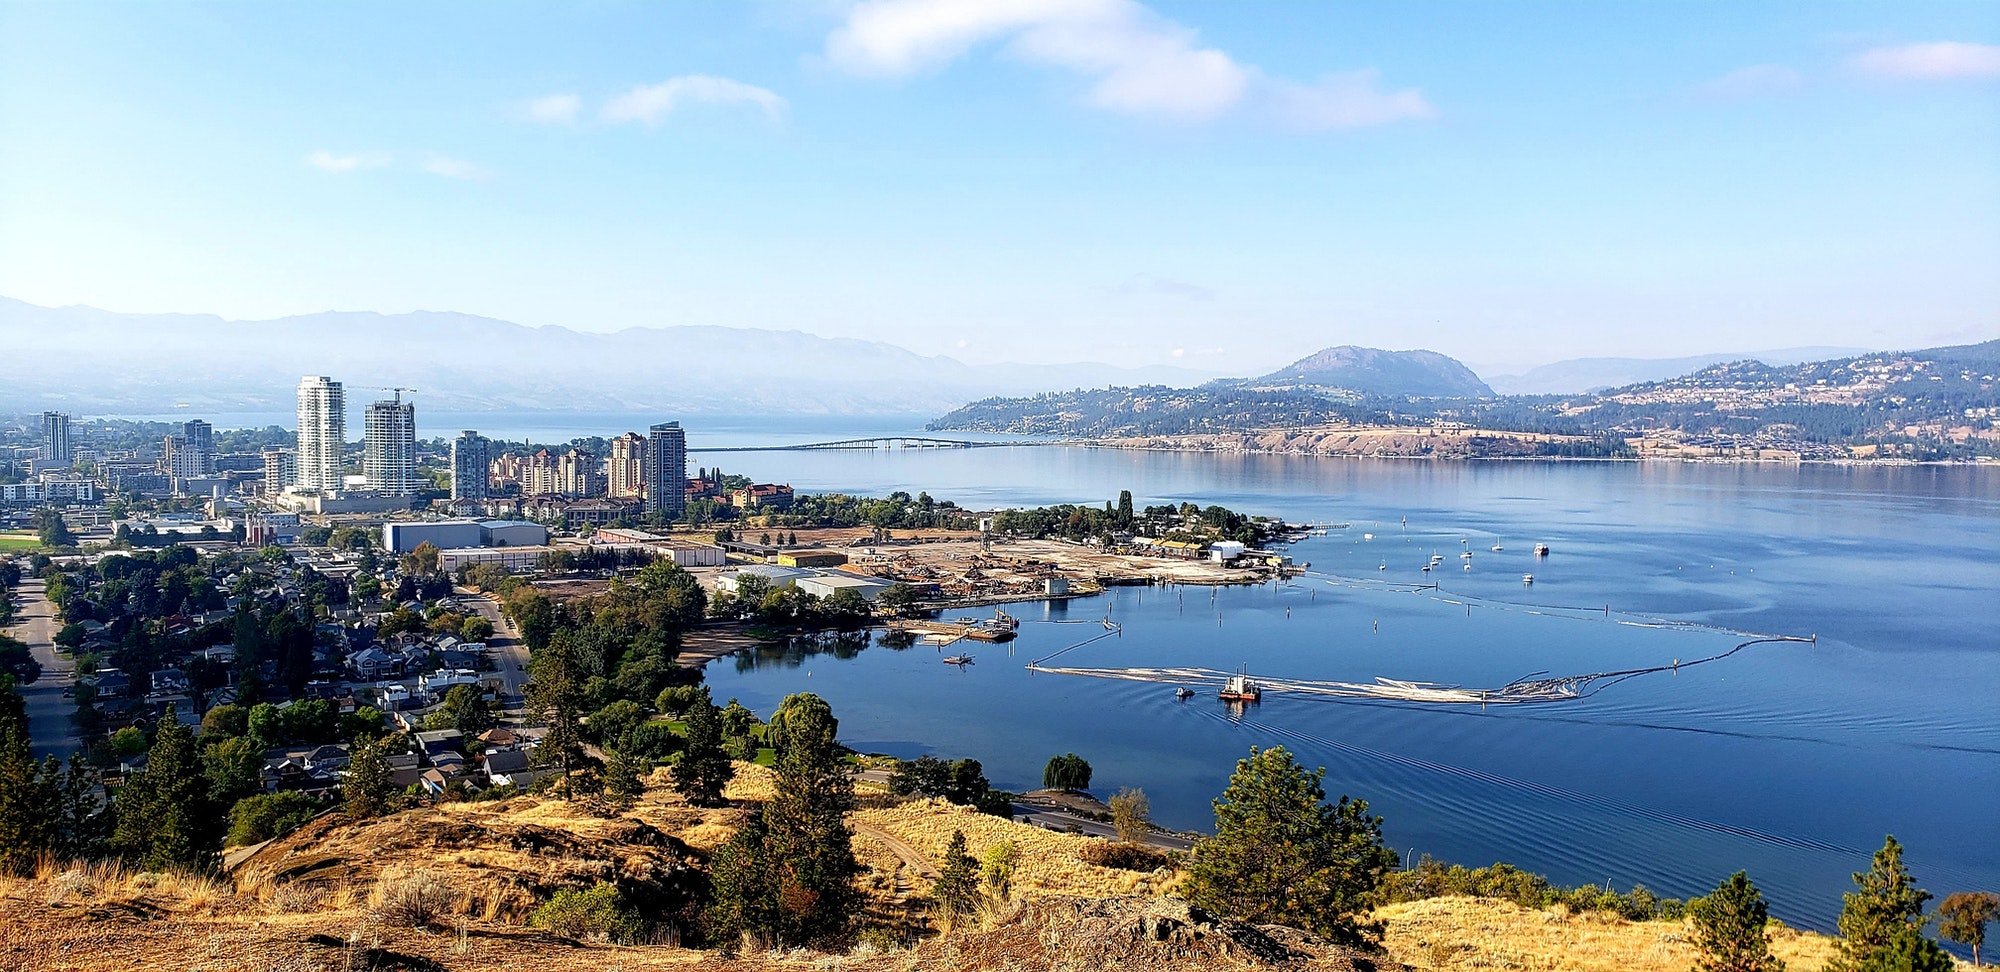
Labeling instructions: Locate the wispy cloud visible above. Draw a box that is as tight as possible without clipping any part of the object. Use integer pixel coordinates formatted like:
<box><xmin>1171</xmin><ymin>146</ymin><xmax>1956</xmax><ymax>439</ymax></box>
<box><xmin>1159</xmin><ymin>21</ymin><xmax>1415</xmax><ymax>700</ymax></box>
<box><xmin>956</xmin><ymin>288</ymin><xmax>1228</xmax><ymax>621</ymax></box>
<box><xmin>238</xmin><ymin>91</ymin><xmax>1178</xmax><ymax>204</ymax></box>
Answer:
<box><xmin>420</xmin><ymin>155</ymin><xmax>489</xmax><ymax>181</ymax></box>
<box><xmin>525</xmin><ymin>93</ymin><xmax>582</xmax><ymax>124</ymax></box>
<box><xmin>601</xmin><ymin>75</ymin><xmax>787</xmax><ymax>125</ymax></box>
<box><xmin>305</xmin><ymin>150</ymin><xmax>390</xmax><ymax>173</ymax></box>
<box><xmin>1696</xmin><ymin>64</ymin><xmax>1805</xmax><ymax>101</ymax></box>
<box><xmin>1850</xmin><ymin>41</ymin><xmax>2000</xmax><ymax>80</ymax></box>
<box><xmin>823</xmin><ymin>0</ymin><xmax>1431</xmax><ymax>129</ymax></box>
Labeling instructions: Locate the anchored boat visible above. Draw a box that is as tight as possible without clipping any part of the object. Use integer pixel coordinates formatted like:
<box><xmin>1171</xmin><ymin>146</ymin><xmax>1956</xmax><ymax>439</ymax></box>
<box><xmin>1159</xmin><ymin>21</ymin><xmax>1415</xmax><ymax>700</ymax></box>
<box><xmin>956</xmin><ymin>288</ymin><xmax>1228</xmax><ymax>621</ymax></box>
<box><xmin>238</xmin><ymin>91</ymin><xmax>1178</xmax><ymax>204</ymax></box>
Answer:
<box><xmin>943</xmin><ymin>655</ymin><xmax>973</xmax><ymax>666</ymax></box>
<box><xmin>1220</xmin><ymin>669</ymin><xmax>1262</xmax><ymax>703</ymax></box>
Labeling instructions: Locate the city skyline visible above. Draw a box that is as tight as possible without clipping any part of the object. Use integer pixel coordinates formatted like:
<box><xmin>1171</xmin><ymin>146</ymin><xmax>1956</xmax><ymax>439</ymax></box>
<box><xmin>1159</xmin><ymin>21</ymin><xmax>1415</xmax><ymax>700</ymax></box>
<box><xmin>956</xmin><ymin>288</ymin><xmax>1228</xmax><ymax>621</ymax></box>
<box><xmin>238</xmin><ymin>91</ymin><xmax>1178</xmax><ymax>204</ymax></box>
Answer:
<box><xmin>2</xmin><ymin>2</ymin><xmax>1994</xmax><ymax>375</ymax></box>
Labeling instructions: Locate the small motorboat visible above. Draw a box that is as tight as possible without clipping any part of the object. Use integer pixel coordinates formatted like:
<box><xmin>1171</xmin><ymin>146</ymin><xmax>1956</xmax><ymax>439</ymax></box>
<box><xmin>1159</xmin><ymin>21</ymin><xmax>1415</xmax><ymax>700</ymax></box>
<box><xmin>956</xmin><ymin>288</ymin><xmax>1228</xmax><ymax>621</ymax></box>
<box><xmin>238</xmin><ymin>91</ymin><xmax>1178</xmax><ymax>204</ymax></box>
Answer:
<box><xmin>1463</xmin><ymin>563</ymin><xmax>1472</xmax><ymax>570</ymax></box>
<box><xmin>1175</xmin><ymin>686</ymin><xmax>1195</xmax><ymax>700</ymax></box>
<box><xmin>1491</xmin><ymin>544</ymin><xmax>1504</xmax><ymax>552</ymax></box>
<box><xmin>1522</xmin><ymin>574</ymin><xmax>1535</xmax><ymax>585</ymax></box>
<box><xmin>1461</xmin><ymin>551</ymin><xmax>1474</xmax><ymax>559</ymax></box>
<box><xmin>1535</xmin><ymin>543</ymin><xmax>1550</xmax><ymax>557</ymax></box>
<box><xmin>943</xmin><ymin>655</ymin><xmax>973</xmax><ymax>666</ymax></box>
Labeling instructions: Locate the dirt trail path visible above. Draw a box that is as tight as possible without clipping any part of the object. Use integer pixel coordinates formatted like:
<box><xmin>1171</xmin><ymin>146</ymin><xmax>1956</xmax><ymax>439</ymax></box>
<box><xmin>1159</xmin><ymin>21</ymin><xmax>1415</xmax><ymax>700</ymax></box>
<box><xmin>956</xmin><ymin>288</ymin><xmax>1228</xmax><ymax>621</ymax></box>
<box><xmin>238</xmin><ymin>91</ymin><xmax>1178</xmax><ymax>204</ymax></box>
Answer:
<box><xmin>853</xmin><ymin>822</ymin><xmax>939</xmax><ymax>881</ymax></box>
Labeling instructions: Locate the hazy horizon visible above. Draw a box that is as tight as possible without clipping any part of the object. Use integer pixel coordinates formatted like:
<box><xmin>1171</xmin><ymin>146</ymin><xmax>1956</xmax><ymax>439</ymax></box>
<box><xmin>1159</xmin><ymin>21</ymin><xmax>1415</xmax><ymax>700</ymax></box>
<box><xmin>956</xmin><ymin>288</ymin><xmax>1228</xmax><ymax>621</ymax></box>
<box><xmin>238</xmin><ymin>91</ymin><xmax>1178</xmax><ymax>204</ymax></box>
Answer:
<box><xmin>2</xmin><ymin>2</ymin><xmax>1995</xmax><ymax>375</ymax></box>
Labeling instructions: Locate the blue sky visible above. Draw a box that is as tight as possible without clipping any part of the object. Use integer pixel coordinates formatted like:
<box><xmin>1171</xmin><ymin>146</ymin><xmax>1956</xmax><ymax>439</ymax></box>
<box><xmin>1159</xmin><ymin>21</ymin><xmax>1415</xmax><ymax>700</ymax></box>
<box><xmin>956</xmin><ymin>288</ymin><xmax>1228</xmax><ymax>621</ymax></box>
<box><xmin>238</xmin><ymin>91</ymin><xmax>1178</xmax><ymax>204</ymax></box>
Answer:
<box><xmin>1</xmin><ymin>1</ymin><xmax>1995</xmax><ymax>374</ymax></box>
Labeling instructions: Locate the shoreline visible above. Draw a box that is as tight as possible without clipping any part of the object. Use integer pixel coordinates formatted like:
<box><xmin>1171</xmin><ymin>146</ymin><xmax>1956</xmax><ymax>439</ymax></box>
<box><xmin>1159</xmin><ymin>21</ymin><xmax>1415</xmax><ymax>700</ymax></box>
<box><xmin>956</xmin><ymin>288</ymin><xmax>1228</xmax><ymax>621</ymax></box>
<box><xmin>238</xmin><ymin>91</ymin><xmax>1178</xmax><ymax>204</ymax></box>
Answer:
<box><xmin>1042</xmin><ymin>438</ymin><xmax>1998</xmax><ymax>467</ymax></box>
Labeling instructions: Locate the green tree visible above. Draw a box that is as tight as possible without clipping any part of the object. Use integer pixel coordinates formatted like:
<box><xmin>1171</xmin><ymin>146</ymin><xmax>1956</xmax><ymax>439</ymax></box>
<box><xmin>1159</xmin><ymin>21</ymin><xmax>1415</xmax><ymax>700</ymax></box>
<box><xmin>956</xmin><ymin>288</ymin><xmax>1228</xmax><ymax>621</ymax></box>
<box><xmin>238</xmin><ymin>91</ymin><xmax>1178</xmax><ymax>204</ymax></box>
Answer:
<box><xmin>1117</xmin><ymin>489</ymin><xmax>1135</xmax><ymax>527</ymax></box>
<box><xmin>111</xmin><ymin>709</ymin><xmax>220</xmax><ymax>871</ymax></box>
<box><xmin>981</xmin><ymin>841</ymin><xmax>1018</xmax><ymax>900</ymax></box>
<box><xmin>876</xmin><ymin>582</ymin><xmax>921</xmax><ymax>617</ymax></box>
<box><xmin>1848</xmin><ymin>926</ymin><xmax>1956</xmax><ymax>972</ymax></box>
<box><xmin>1689</xmin><ymin>871</ymin><xmax>1786</xmax><ymax>972</ymax></box>
<box><xmin>34</xmin><ymin>508</ymin><xmax>75</xmax><ymax>547</ymax></box>
<box><xmin>202</xmin><ymin>735</ymin><xmax>266</xmax><ymax>804</ymax></box>
<box><xmin>708</xmin><ymin>808</ymin><xmax>776</xmax><ymax>946</ymax></box>
<box><xmin>225</xmin><ymin>792</ymin><xmax>319</xmax><ymax>846</ymax></box>
<box><xmin>1831</xmin><ymin>836</ymin><xmax>1934</xmax><ymax>972</ymax></box>
<box><xmin>933</xmin><ymin>828</ymin><xmax>980</xmax><ymax>928</ymax></box>
<box><xmin>1041</xmin><ymin>752</ymin><xmax>1092</xmax><ymax>791</ymax></box>
<box><xmin>671</xmin><ymin>690</ymin><xmax>734</xmax><ymax>808</ymax></box>
<box><xmin>200</xmin><ymin>703</ymin><xmax>248</xmax><ymax>738</ymax></box>
<box><xmin>459</xmin><ymin>615</ymin><xmax>493</xmax><ymax>642</ymax></box>
<box><xmin>1182</xmin><ymin>746</ymin><xmax>1397</xmax><ymax>949</ymax></box>
<box><xmin>343</xmin><ymin>736</ymin><xmax>395</xmax><ymax>820</ymax></box>
<box><xmin>1938</xmin><ymin>891</ymin><xmax>1999</xmax><ymax>967</ymax></box>
<box><xmin>707</xmin><ymin>692</ymin><xmax>858</xmax><ymax>948</ymax></box>
<box><xmin>1109</xmin><ymin>787</ymin><xmax>1151</xmax><ymax>845</ymax></box>
<box><xmin>603</xmin><ymin>747</ymin><xmax>646</xmax><ymax>810</ymax></box>
<box><xmin>247</xmin><ymin>702</ymin><xmax>285</xmax><ymax>748</ymax></box>
<box><xmin>427</xmin><ymin>683</ymin><xmax>494</xmax><ymax>735</ymax></box>
<box><xmin>108</xmin><ymin>726</ymin><xmax>149</xmax><ymax>758</ymax></box>
<box><xmin>525</xmin><ymin>630</ymin><xmax>590</xmax><ymax>797</ymax></box>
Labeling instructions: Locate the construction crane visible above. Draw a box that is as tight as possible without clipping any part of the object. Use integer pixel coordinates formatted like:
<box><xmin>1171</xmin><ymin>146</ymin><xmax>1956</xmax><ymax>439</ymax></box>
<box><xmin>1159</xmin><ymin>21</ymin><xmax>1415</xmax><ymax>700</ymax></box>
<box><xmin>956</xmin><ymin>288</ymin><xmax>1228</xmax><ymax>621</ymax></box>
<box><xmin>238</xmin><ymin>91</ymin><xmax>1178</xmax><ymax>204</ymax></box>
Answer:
<box><xmin>371</xmin><ymin>386</ymin><xmax>418</xmax><ymax>404</ymax></box>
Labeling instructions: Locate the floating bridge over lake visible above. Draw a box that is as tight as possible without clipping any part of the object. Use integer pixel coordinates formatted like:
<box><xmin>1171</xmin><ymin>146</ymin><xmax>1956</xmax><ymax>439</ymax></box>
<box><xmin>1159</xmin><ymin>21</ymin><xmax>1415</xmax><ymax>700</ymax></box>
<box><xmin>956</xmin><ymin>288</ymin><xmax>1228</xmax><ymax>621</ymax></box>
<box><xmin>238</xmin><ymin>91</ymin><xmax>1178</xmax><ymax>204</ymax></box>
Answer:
<box><xmin>694</xmin><ymin>436</ymin><xmax>1065</xmax><ymax>453</ymax></box>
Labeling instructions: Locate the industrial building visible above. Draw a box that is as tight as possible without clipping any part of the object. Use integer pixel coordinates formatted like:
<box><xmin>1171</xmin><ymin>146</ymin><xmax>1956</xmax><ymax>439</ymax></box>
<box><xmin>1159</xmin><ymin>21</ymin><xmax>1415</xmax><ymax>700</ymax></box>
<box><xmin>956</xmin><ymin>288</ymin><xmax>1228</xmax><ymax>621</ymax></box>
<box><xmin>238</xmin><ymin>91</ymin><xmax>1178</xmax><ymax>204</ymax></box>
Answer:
<box><xmin>795</xmin><ymin>573</ymin><xmax>893</xmax><ymax>602</ymax></box>
<box><xmin>383</xmin><ymin>519</ymin><xmax>548</xmax><ymax>553</ymax></box>
<box><xmin>717</xmin><ymin>564</ymin><xmax>813</xmax><ymax>592</ymax></box>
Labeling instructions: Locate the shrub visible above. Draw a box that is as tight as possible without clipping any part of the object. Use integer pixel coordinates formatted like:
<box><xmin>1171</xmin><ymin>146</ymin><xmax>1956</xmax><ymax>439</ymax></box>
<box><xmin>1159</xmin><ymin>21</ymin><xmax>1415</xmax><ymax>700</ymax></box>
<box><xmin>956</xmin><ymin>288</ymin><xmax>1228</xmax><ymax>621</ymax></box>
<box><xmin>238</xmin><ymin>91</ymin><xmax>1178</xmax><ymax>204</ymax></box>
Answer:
<box><xmin>529</xmin><ymin>882</ymin><xmax>641</xmax><ymax>943</ymax></box>
<box><xmin>1081</xmin><ymin>840</ymin><xmax>1172</xmax><ymax>872</ymax></box>
<box><xmin>373</xmin><ymin>868</ymin><xmax>456</xmax><ymax>928</ymax></box>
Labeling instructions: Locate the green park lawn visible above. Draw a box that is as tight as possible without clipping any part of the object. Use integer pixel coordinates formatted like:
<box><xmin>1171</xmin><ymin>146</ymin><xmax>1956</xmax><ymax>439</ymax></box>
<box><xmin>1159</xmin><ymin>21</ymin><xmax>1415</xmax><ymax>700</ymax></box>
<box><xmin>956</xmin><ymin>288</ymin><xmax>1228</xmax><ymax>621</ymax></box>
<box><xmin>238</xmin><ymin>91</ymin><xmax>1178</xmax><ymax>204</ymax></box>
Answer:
<box><xmin>0</xmin><ymin>532</ymin><xmax>42</xmax><ymax>552</ymax></box>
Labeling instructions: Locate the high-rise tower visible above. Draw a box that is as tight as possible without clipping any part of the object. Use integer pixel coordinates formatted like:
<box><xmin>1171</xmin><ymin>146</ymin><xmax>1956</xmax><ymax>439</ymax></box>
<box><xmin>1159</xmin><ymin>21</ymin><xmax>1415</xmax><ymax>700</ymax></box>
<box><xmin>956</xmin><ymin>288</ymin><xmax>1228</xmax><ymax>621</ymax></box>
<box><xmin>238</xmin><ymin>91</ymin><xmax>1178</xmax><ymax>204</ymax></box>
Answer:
<box><xmin>645</xmin><ymin>421</ymin><xmax>686</xmax><ymax>520</ymax></box>
<box><xmin>451</xmin><ymin>430</ymin><xmax>490</xmax><ymax>501</ymax></box>
<box><xmin>39</xmin><ymin>411</ymin><xmax>71</xmax><ymax>464</ymax></box>
<box><xmin>364</xmin><ymin>395</ymin><xmax>419</xmax><ymax>495</ymax></box>
<box><xmin>295</xmin><ymin>376</ymin><xmax>346</xmax><ymax>491</ymax></box>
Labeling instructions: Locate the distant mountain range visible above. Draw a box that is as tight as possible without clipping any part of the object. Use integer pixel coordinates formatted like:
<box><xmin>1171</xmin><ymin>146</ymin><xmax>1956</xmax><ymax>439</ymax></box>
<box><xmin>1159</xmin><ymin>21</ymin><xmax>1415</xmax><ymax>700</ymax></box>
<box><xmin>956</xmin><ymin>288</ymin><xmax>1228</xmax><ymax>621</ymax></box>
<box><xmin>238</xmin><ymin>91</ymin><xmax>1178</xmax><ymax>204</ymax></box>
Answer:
<box><xmin>0</xmin><ymin>298</ymin><xmax>1220</xmax><ymax>416</ymax></box>
<box><xmin>1485</xmin><ymin>347</ymin><xmax>1874</xmax><ymax>395</ymax></box>
<box><xmin>929</xmin><ymin>340</ymin><xmax>2000</xmax><ymax>459</ymax></box>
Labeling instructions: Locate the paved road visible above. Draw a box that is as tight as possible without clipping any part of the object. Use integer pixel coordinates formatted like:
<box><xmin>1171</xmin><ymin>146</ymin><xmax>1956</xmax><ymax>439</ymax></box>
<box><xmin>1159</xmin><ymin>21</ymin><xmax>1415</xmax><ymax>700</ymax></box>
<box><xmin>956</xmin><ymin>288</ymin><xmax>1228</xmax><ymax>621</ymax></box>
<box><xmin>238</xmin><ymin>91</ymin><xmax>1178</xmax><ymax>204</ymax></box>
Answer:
<box><xmin>457</xmin><ymin>587</ymin><xmax>530</xmax><ymax>710</ymax></box>
<box><xmin>7</xmin><ymin>578</ymin><xmax>81</xmax><ymax>761</ymax></box>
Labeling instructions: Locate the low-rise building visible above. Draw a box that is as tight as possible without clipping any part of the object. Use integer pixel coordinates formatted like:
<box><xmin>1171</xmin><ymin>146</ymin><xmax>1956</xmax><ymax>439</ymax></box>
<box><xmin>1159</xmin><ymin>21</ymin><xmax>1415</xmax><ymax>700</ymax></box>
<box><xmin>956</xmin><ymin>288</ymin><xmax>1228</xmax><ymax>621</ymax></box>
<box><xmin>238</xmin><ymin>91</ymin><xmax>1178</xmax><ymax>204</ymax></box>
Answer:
<box><xmin>717</xmin><ymin>564</ymin><xmax>814</xmax><ymax>592</ymax></box>
<box><xmin>776</xmin><ymin>548</ymin><xmax>848</xmax><ymax>569</ymax></box>
<box><xmin>796</xmin><ymin>573</ymin><xmax>894</xmax><ymax>602</ymax></box>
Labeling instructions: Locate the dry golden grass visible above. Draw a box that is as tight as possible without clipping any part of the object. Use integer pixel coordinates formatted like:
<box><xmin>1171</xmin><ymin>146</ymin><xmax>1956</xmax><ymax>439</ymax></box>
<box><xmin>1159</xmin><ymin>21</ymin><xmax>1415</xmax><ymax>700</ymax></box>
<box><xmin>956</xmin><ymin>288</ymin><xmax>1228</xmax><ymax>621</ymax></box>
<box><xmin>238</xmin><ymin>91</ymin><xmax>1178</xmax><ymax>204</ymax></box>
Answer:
<box><xmin>1373</xmin><ymin>895</ymin><xmax>1889</xmax><ymax>972</ymax></box>
<box><xmin>851</xmin><ymin>797</ymin><xmax>1175</xmax><ymax>900</ymax></box>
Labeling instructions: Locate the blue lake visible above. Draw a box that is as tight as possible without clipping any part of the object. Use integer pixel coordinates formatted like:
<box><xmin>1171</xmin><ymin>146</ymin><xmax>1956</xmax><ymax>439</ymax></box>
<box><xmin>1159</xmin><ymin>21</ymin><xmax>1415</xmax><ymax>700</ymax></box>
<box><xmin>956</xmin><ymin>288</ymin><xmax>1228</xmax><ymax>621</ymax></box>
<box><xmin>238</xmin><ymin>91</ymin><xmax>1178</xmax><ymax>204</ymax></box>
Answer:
<box><xmin>685</xmin><ymin>443</ymin><xmax>1999</xmax><ymax>929</ymax></box>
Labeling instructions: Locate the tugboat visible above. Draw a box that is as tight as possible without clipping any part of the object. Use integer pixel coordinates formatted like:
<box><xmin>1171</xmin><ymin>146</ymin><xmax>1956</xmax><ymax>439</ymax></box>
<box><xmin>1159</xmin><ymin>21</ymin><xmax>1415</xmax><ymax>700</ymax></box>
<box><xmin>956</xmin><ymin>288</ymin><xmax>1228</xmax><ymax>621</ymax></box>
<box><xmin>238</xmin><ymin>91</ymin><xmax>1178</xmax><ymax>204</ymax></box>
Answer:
<box><xmin>1219</xmin><ymin>669</ymin><xmax>1262</xmax><ymax>703</ymax></box>
<box><xmin>1174</xmin><ymin>686</ymin><xmax>1195</xmax><ymax>700</ymax></box>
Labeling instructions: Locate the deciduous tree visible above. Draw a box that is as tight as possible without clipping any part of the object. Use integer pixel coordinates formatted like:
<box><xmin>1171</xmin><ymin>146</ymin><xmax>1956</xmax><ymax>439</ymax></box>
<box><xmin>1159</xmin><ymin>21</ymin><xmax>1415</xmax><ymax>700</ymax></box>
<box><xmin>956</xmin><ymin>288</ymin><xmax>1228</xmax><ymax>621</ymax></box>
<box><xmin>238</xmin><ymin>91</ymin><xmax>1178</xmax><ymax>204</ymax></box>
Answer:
<box><xmin>1110</xmin><ymin>787</ymin><xmax>1152</xmax><ymax>845</ymax></box>
<box><xmin>1939</xmin><ymin>891</ymin><xmax>2000</xmax><ymax>967</ymax></box>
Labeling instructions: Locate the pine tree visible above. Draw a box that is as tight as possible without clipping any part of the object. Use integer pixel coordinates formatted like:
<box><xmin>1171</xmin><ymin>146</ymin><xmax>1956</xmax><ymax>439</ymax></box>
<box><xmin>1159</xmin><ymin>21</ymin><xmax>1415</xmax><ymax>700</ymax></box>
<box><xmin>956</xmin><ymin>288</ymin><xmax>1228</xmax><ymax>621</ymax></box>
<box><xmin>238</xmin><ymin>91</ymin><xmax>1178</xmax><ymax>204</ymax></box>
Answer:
<box><xmin>1830</xmin><ymin>836</ymin><xmax>1934</xmax><ymax>972</ymax></box>
<box><xmin>932</xmin><ymin>829</ymin><xmax>979</xmax><ymax>929</ymax></box>
<box><xmin>112</xmin><ymin>710</ymin><xmax>220</xmax><ymax>871</ymax></box>
<box><xmin>603</xmin><ymin>747</ymin><xmax>646</xmax><ymax>810</ymax></box>
<box><xmin>760</xmin><ymin>692</ymin><xmax>859</xmax><ymax>946</ymax></box>
<box><xmin>1182</xmin><ymin>746</ymin><xmax>1398</xmax><ymax>949</ymax></box>
<box><xmin>0</xmin><ymin>716</ymin><xmax>50</xmax><ymax>875</ymax></box>
<box><xmin>707</xmin><ymin>807</ymin><xmax>775</xmax><ymax>947</ymax></box>
<box><xmin>671</xmin><ymin>690</ymin><xmax>734</xmax><ymax>807</ymax></box>
<box><xmin>704</xmin><ymin>692</ymin><xmax>858</xmax><ymax>949</ymax></box>
<box><xmin>1689</xmin><ymin>871</ymin><xmax>1786</xmax><ymax>972</ymax></box>
<box><xmin>343</xmin><ymin>736</ymin><xmax>395</xmax><ymax>819</ymax></box>
<box><xmin>526</xmin><ymin>630</ymin><xmax>590</xmax><ymax>797</ymax></box>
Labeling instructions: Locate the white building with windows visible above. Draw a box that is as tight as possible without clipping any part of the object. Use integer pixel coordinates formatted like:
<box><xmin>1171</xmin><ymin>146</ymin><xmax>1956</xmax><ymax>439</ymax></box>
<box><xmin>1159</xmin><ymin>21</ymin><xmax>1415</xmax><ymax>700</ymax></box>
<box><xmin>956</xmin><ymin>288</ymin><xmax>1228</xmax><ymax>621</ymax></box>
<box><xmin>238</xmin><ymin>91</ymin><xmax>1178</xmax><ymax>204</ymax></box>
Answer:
<box><xmin>294</xmin><ymin>376</ymin><xmax>345</xmax><ymax>491</ymax></box>
<box><xmin>364</xmin><ymin>396</ymin><xmax>419</xmax><ymax>495</ymax></box>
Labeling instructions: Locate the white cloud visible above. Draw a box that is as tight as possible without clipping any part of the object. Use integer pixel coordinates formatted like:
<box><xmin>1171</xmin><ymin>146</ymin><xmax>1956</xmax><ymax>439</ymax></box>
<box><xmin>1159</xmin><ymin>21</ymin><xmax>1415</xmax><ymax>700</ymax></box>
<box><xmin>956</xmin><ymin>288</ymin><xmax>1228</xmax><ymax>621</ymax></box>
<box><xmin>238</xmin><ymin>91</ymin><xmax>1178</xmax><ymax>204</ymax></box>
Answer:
<box><xmin>1268</xmin><ymin>70</ymin><xmax>1435</xmax><ymax>129</ymax></box>
<box><xmin>420</xmin><ymin>155</ymin><xmax>489</xmax><ymax>181</ymax></box>
<box><xmin>1851</xmin><ymin>41</ymin><xmax>2000</xmax><ymax>80</ymax></box>
<box><xmin>525</xmin><ymin>94</ymin><xmax>582</xmax><ymax>124</ymax></box>
<box><xmin>824</xmin><ymin>0</ymin><xmax>1429</xmax><ymax>128</ymax></box>
<box><xmin>601</xmin><ymin>75</ymin><xmax>787</xmax><ymax>125</ymax></box>
<box><xmin>305</xmin><ymin>150</ymin><xmax>389</xmax><ymax>173</ymax></box>
<box><xmin>1695</xmin><ymin>64</ymin><xmax>1805</xmax><ymax>101</ymax></box>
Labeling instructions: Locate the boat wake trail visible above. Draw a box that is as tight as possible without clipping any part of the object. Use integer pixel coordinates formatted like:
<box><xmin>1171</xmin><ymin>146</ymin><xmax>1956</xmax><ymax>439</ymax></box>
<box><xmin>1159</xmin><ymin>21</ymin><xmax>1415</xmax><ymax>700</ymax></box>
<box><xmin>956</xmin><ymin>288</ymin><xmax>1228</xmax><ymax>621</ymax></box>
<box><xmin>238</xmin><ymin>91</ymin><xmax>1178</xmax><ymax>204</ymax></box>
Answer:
<box><xmin>1299</xmin><ymin>569</ymin><xmax>1795</xmax><ymax>641</ymax></box>
<box><xmin>1027</xmin><ymin>636</ymin><xmax>1815</xmax><ymax>705</ymax></box>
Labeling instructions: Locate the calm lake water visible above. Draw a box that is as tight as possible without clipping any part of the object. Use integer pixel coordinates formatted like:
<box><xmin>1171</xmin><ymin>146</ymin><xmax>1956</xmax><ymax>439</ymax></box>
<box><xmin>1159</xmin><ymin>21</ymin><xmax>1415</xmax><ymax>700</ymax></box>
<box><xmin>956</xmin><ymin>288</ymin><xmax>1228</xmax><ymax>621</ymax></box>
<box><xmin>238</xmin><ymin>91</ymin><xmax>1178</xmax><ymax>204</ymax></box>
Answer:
<box><xmin>685</xmin><ymin>439</ymin><xmax>1998</xmax><ymax>930</ymax></box>
<box><xmin>121</xmin><ymin>410</ymin><xmax>1999</xmax><ymax>926</ymax></box>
